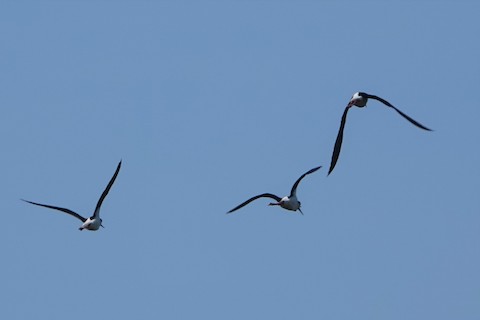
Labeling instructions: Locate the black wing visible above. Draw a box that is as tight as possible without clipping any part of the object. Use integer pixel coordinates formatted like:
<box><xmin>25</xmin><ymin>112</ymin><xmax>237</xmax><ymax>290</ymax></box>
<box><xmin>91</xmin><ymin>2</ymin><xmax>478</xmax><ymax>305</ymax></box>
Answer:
<box><xmin>21</xmin><ymin>199</ymin><xmax>87</xmax><ymax>222</ymax></box>
<box><xmin>93</xmin><ymin>160</ymin><xmax>122</xmax><ymax>219</ymax></box>
<box><xmin>290</xmin><ymin>166</ymin><xmax>322</xmax><ymax>197</ymax></box>
<box><xmin>328</xmin><ymin>106</ymin><xmax>351</xmax><ymax>175</ymax></box>
<box><xmin>227</xmin><ymin>193</ymin><xmax>282</xmax><ymax>214</ymax></box>
<box><xmin>367</xmin><ymin>94</ymin><xmax>432</xmax><ymax>131</ymax></box>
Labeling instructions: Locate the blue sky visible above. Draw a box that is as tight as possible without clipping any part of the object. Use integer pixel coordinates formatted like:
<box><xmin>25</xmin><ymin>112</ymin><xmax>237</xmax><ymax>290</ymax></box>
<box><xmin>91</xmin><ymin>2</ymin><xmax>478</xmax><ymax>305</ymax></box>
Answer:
<box><xmin>1</xmin><ymin>1</ymin><xmax>479</xmax><ymax>319</ymax></box>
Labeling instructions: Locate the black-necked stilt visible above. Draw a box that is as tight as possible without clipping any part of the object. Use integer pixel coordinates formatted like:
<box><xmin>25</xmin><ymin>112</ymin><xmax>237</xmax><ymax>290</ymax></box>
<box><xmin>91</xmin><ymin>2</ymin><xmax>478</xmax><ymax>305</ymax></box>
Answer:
<box><xmin>227</xmin><ymin>166</ymin><xmax>321</xmax><ymax>214</ymax></box>
<box><xmin>328</xmin><ymin>92</ymin><xmax>432</xmax><ymax>175</ymax></box>
<box><xmin>22</xmin><ymin>160</ymin><xmax>122</xmax><ymax>231</ymax></box>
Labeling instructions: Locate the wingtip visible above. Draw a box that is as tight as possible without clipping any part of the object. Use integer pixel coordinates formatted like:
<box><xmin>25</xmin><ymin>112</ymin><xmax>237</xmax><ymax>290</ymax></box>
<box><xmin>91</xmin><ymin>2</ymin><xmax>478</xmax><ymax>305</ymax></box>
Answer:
<box><xmin>327</xmin><ymin>167</ymin><xmax>334</xmax><ymax>176</ymax></box>
<box><xmin>417</xmin><ymin>123</ymin><xmax>433</xmax><ymax>132</ymax></box>
<box><xmin>307</xmin><ymin>165</ymin><xmax>323</xmax><ymax>174</ymax></box>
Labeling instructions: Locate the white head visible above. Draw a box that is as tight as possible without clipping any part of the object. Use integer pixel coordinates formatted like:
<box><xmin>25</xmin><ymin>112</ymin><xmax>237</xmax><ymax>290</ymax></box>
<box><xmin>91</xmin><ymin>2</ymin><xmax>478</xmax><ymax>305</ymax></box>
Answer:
<box><xmin>351</xmin><ymin>92</ymin><xmax>361</xmax><ymax>100</ymax></box>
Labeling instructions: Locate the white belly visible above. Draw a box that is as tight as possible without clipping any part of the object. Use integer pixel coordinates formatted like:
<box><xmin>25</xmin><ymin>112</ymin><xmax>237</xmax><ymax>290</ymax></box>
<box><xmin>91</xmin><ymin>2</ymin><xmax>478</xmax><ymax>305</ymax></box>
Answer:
<box><xmin>81</xmin><ymin>218</ymin><xmax>101</xmax><ymax>231</ymax></box>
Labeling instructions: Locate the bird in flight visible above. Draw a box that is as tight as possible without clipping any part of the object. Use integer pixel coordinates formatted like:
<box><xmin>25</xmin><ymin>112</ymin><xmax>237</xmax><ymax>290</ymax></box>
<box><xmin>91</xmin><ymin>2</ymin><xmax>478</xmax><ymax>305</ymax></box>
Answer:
<box><xmin>227</xmin><ymin>166</ymin><xmax>322</xmax><ymax>214</ymax></box>
<box><xmin>328</xmin><ymin>92</ymin><xmax>432</xmax><ymax>175</ymax></box>
<box><xmin>22</xmin><ymin>160</ymin><xmax>122</xmax><ymax>231</ymax></box>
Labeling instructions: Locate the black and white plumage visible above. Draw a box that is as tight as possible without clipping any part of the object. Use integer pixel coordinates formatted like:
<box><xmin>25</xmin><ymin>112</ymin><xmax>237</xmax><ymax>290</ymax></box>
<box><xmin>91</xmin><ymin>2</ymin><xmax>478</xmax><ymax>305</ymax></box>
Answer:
<box><xmin>227</xmin><ymin>166</ymin><xmax>322</xmax><ymax>214</ymax></box>
<box><xmin>22</xmin><ymin>160</ymin><xmax>122</xmax><ymax>231</ymax></box>
<box><xmin>328</xmin><ymin>92</ymin><xmax>432</xmax><ymax>175</ymax></box>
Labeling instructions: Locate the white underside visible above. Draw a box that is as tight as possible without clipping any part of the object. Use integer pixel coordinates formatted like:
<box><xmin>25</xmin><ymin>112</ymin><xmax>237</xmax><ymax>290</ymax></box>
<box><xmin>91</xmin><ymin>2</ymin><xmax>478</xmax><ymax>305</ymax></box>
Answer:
<box><xmin>80</xmin><ymin>217</ymin><xmax>101</xmax><ymax>231</ymax></box>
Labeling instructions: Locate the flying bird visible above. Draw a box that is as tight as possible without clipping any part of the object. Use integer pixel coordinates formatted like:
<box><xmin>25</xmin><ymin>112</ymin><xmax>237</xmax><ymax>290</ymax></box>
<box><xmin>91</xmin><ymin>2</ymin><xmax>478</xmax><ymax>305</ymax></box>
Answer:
<box><xmin>22</xmin><ymin>160</ymin><xmax>122</xmax><ymax>231</ymax></box>
<box><xmin>227</xmin><ymin>166</ymin><xmax>322</xmax><ymax>214</ymax></box>
<box><xmin>328</xmin><ymin>92</ymin><xmax>432</xmax><ymax>175</ymax></box>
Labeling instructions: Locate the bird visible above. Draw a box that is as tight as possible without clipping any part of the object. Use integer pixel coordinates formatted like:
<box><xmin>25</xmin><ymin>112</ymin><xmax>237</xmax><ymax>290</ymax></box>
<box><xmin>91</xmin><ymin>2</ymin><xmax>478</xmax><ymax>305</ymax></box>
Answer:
<box><xmin>227</xmin><ymin>166</ymin><xmax>322</xmax><ymax>214</ymax></box>
<box><xmin>22</xmin><ymin>160</ymin><xmax>122</xmax><ymax>231</ymax></box>
<box><xmin>328</xmin><ymin>92</ymin><xmax>432</xmax><ymax>175</ymax></box>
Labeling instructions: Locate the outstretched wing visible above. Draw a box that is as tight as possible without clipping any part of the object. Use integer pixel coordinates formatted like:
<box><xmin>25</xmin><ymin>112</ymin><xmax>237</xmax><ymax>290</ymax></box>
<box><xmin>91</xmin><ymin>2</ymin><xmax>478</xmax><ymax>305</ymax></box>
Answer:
<box><xmin>367</xmin><ymin>94</ymin><xmax>432</xmax><ymax>131</ymax></box>
<box><xmin>227</xmin><ymin>193</ymin><xmax>282</xmax><ymax>214</ymax></box>
<box><xmin>290</xmin><ymin>166</ymin><xmax>322</xmax><ymax>197</ymax></box>
<box><xmin>93</xmin><ymin>160</ymin><xmax>122</xmax><ymax>219</ymax></box>
<box><xmin>21</xmin><ymin>199</ymin><xmax>87</xmax><ymax>222</ymax></box>
<box><xmin>328</xmin><ymin>106</ymin><xmax>351</xmax><ymax>175</ymax></box>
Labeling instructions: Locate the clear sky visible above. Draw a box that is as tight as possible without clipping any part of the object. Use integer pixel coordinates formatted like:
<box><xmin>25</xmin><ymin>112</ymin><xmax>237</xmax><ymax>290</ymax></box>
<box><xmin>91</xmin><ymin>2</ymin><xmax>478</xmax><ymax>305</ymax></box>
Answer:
<box><xmin>1</xmin><ymin>1</ymin><xmax>479</xmax><ymax>319</ymax></box>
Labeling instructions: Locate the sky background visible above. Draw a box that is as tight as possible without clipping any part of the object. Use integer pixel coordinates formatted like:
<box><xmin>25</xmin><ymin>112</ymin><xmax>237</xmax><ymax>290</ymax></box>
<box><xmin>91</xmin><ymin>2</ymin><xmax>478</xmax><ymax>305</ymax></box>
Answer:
<box><xmin>1</xmin><ymin>1</ymin><xmax>479</xmax><ymax>319</ymax></box>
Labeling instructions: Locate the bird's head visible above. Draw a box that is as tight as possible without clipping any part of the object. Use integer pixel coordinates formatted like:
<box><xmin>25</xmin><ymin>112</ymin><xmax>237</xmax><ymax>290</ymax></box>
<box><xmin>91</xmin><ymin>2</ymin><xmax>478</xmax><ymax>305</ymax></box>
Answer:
<box><xmin>358</xmin><ymin>91</ymin><xmax>368</xmax><ymax>98</ymax></box>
